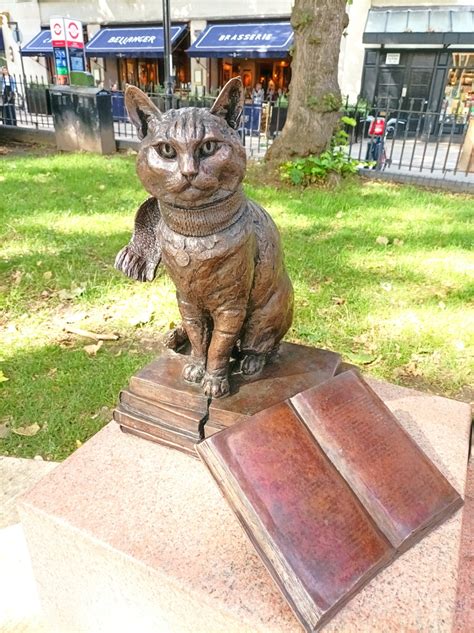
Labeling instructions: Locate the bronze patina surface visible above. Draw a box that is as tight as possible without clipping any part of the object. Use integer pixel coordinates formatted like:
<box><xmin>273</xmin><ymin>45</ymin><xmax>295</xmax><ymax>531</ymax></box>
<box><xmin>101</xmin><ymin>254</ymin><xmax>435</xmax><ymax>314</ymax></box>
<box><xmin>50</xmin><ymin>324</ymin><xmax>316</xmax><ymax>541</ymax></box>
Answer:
<box><xmin>197</xmin><ymin>370</ymin><xmax>463</xmax><ymax>632</ymax></box>
<box><xmin>114</xmin><ymin>343</ymin><xmax>342</xmax><ymax>456</ymax></box>
<box><xmin>115</xmin><ymin>77</ymin><xmax>293</xmax><ymax>399</ymax></box>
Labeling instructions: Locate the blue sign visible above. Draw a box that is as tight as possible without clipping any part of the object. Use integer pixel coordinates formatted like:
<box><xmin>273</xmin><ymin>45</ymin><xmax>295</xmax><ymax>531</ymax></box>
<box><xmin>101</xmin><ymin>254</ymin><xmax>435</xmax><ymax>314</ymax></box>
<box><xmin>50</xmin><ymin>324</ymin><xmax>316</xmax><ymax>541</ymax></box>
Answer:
<box><xmin>22</xmin><ymin>30</ymin><xmax>53</xmax><ymax>56</ymax></box>
<box><xmin>188</xmin><ymin>22</ymin><xmax>293</xmax><ymax>58</ymax></box>
<box><xmin>53</xmin><ymin>48</ymin><xmax>68</xmax><ymax>75</ymax></box>
<box><xmin>85</xmin><ymin>25</ymin><xmax>187</xmax><ymax>57</ymax></box>
<box><xmin>243</xmin><ymin>104</ymin><xmax>262</xmax><ymax>135</ymax></box>
<box><xmin>69</xmin><ymin>48</ymin><xmax>86</xmax><ymax>72</ymax></box>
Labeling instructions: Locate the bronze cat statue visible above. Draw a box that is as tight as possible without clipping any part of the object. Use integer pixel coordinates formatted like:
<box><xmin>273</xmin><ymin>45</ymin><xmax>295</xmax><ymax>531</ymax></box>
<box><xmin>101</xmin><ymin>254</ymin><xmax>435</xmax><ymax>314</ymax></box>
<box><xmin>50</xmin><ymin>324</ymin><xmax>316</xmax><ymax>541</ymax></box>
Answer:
<box><xmin>115</xmin><ymin>78</ymin><xmax>293</xmax><ymax>398</ymax></box>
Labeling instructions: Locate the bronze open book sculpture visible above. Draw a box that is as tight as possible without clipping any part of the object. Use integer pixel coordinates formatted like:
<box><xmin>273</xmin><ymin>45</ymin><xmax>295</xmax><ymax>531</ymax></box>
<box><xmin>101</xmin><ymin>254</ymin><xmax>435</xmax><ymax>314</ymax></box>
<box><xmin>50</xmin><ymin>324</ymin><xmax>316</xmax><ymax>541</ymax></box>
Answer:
<box><xmin>115</xmin><ymin>78</ymin><xmax>293</xmax><ymax>399</ymax></box>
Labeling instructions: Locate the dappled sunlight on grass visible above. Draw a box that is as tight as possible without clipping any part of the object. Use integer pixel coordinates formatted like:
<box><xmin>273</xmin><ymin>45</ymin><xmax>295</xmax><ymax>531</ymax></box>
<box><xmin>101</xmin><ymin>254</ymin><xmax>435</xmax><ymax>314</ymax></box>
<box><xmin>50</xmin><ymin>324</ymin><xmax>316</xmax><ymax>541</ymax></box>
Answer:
<box><xmin>0</xmin><ymin>152</ymin><xmax>472</xmax><ymax>460</ymax></box>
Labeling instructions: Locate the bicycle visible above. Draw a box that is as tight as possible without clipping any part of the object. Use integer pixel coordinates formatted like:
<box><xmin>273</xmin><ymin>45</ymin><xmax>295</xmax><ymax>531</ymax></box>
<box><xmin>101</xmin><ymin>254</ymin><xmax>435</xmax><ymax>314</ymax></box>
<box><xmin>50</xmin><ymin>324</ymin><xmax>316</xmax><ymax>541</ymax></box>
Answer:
<box><xmin>364</xmin><ymin>116</ymin><xmax>406</xmax><ymax>170</ymax></box>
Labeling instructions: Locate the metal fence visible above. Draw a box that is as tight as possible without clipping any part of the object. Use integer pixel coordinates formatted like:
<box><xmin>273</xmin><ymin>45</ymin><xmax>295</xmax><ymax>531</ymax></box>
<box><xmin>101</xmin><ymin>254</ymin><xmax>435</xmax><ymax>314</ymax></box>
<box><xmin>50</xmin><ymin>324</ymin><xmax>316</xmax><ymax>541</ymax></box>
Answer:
<box><xmin>0</xmin><ymin>74</ymin><xmax>54</xmax><ymax>130</ymax></box>
<box><xmin>343</xmin><ymin>97</ymin><xmax>472</xmax><ymax>180</ymax></box>
<box><xmin>2</xmin><ymin>76</ymin><xmax>472</xmax><ymax>180</ymax></box>
<box><xmin>111</xmin><ymin>88</ymin><xmax>288</xmax><ymax>159</ymax></box>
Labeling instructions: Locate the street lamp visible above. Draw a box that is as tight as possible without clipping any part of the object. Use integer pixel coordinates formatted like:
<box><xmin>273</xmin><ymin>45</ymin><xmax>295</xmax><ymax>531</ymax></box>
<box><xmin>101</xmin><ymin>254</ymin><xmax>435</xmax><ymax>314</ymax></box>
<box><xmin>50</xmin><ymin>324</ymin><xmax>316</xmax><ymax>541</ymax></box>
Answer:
<box><xmin>162</xmin><ymin>0</ymin><xmax>173</xmax><ymax>110</ymax></box>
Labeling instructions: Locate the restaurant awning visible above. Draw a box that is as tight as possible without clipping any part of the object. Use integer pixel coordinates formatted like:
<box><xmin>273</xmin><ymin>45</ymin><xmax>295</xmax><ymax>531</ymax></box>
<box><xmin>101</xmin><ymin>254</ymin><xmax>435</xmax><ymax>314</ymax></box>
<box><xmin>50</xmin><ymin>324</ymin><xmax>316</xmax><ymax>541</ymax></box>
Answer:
<box><xmin>21</xmin><ymin>30</ymin><xmax>53</xmax><ymax>56</ymax></box>
<box><xmin>187</xmin><ymin>22</ymin><xmax>293</xmax><ymax>58</ymax></box>
<box><xmin>85</xmin><ymin>25</ymin><xmax>187</xmax><ymax>57</ymax></box>
<box><xmin>364</xmin><ymin>6</ymin><xmax>474</xmax><ymax>46</ymax></box>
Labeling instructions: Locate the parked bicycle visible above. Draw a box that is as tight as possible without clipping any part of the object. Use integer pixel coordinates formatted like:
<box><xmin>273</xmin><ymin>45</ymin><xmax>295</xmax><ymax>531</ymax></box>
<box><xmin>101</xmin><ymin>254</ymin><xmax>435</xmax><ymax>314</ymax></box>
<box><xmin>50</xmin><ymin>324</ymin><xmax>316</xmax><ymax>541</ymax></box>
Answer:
<box><xmin>364</xmin><ymin>115</ymin><xmax>406</xmax><ymax>170</ymax></box>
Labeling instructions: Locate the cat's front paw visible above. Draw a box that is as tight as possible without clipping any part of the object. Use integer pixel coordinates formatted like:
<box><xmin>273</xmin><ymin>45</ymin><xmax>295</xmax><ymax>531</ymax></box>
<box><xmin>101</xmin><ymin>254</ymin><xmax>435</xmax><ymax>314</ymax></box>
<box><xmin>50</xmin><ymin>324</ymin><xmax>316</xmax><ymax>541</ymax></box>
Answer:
<box><xmin>240</xmin><ymin>352</ymin><xmax>266</xmax><ymax>376</ymax></box>
<box><xmin>201</xmin><ymin>371</ymin><xmax>230</xmax><ymax>399</ymax></box>
<box><xmin>182</xmin><ymin>361</ymin><xmax>205</xmax><ymax>384</ymax></box>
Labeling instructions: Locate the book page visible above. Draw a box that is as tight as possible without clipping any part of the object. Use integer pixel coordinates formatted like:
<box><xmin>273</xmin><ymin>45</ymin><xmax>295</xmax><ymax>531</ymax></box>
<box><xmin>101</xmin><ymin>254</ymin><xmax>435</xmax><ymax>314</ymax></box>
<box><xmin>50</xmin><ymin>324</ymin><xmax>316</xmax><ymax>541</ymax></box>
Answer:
<box><xmin>291</xmin><ymin>371</ymin><xmax>462</xmax><ymax>549</ymax></box>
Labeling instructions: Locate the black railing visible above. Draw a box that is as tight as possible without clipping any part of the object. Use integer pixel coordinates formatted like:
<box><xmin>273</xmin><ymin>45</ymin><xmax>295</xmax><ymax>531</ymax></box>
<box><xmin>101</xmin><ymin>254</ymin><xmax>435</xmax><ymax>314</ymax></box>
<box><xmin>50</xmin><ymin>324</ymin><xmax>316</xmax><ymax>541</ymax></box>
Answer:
<box><xmin>0</xmin><ymin>74</ymin><xmax>54</xmax><ymax>130</ymax></box>
<box><xmin>343</xmin><ymin>96</ymin><xmax>472</xmax><ymax>178</ymax></box>
<box><xmin>111</xmin><ymin>88</ymin><xmax>290</xmax><ymax>159</ymax></box>
<box><xmin>2</xmin><ymin>76</ymin><xmax>472</xmax><ymax>180</ymax></box>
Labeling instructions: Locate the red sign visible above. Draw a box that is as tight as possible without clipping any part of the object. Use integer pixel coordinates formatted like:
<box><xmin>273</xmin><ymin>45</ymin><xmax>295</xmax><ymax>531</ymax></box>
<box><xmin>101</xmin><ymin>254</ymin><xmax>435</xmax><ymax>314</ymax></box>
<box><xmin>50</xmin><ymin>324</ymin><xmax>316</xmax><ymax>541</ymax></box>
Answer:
<box><xmin>65</xmin><ymin>19</ymin><xmax>84</xmax><ymax>49</ymax></box>
<box><xmin>50</xmin><ymin>18</ymin><xmax>66</xmax><ymax>47</ymax></box>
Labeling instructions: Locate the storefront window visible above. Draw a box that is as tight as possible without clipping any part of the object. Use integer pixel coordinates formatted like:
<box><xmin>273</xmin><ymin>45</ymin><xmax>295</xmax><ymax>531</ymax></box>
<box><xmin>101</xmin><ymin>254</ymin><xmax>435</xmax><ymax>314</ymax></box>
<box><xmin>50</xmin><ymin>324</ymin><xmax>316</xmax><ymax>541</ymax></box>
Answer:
<box><xmin>218</xmin><ymin>58</ymin><xmax>291</xmax><ymax>97</ymax></box>
<box><xmin>443</xmin><ymin>53</ymin><xmax>474</xmax><ymax>121</ymax></box>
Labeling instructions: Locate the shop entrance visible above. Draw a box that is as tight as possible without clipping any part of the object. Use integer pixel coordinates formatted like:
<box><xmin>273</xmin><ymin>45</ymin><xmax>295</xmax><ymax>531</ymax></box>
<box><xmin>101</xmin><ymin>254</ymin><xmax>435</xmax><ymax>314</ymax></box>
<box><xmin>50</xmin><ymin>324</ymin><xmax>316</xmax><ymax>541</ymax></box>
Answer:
<box><xmin>362</xmin><ymin>49</ymin><xmax>473</xmax><ymax>138</ymax></box>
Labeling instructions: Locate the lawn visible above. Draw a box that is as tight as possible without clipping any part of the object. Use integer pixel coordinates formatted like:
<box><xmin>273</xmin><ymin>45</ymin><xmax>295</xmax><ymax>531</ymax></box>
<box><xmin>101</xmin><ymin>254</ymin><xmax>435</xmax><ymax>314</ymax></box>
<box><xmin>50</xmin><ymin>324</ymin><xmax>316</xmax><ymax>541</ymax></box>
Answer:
<box><xmin>0</xmin><ymin>150</ymin><xmax>472</xmax><ymax>461</ymax></box>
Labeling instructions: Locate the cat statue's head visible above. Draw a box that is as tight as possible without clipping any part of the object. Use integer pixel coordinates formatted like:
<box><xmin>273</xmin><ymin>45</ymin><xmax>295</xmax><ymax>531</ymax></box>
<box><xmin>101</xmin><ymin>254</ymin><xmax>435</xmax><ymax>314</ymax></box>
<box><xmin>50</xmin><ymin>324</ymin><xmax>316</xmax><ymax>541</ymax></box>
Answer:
<box><xmin>125</xmin><ymin>78</ymin><xmax>246</xmax><ymax>208</ymax></box>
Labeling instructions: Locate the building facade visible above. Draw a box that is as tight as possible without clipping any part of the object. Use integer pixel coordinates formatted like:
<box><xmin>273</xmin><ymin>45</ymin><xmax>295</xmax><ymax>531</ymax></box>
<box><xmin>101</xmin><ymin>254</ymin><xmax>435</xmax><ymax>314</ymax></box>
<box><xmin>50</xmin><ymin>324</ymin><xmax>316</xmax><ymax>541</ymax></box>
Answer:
<box><xmin>1</xmin><ymin>0</ymin><xmax>473</xmax><ymax>115</ymax></box>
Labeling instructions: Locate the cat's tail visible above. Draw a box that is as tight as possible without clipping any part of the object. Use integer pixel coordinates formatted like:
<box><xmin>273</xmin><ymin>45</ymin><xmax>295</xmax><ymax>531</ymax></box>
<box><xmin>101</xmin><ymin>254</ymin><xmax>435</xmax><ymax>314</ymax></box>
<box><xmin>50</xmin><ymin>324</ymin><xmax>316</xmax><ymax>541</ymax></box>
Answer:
<box><xmin>114</xmin><ymin>197</ymin><xmax>162</xmax><ymax>282</ymax></box>
<box><xmin>163</xmin><ymin>324</ymin><xmax>189</xmax><ymax>351</ymax></box>
<box><xmin>115</xmin><ymin>245</ymin><xmax>159</xmax><ymax>282</ymax></box>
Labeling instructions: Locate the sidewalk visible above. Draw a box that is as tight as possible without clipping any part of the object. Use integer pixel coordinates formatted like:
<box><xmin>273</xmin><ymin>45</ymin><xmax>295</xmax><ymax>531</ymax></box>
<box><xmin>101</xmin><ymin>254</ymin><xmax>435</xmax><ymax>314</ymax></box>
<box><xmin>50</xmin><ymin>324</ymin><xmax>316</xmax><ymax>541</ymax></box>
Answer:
<box><xmin>0</xmin><ymin>456</ymin><xmax>57</xmax><ymax>632</ymax></box>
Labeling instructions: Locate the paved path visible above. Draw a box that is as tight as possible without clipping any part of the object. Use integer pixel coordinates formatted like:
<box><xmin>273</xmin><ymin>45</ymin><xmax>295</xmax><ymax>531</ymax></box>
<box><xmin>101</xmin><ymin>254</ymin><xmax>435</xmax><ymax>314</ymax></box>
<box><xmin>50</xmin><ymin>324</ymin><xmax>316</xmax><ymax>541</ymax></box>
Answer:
<box><xmin>0</xmin><ymin>456</ymin><xmax>57</xmax><ymax>632</ymax></box>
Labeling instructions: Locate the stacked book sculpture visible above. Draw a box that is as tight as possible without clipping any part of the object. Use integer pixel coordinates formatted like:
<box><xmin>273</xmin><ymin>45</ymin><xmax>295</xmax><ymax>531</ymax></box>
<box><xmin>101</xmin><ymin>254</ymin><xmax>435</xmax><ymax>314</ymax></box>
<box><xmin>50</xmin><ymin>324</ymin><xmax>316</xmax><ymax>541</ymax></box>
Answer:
<box><xmin>114</xmin><ymin>342</ymin><xmax>343</xmax><ymax>454</ymax></box>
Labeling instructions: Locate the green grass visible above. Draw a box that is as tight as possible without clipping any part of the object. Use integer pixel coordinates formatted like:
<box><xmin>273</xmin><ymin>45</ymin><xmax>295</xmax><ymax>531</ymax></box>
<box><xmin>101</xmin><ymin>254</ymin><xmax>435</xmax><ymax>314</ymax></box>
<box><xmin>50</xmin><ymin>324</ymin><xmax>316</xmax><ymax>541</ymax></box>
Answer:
<box><xmin>0</xmin><ymin>151</ymin><xmax>472</xmax><ymax>460</ymax></box>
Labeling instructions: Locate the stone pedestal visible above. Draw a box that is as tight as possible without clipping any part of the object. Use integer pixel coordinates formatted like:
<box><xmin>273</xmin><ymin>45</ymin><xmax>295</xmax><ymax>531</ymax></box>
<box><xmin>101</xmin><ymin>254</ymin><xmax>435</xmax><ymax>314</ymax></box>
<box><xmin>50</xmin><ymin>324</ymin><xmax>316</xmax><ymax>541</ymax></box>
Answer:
<box><xmin>18</xmin><ymin>379</ymin><xmax>471</xmax><ymax>633</ymax></box>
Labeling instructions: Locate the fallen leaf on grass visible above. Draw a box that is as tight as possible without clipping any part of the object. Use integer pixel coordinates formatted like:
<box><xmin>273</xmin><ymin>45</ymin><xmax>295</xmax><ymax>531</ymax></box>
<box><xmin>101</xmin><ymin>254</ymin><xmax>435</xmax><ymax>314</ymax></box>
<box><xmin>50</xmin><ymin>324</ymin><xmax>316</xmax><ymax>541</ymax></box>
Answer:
<box><xmin>0</xmin><ymin>419</ymin><xmax>11</xmax><ymax>439</ymax></box>
<box><xmin>395</xmin><ymin>361</ymin><xmax>423</xmax><ymax>378</ymax></box>
<box><xmin>43</xmin><ymin>271</ymin><xmax>53</xmax><ymax>280</ymax></box>
<box><xmin>346</xmin><ymin>351</ymin><xmax>378</xmax><ymax>365</ymax></box>
<box><xmin>58</xmin><ymin>286</ymin><xmax>86</xmax><ymax>301</ymax></box>
<box><xmin>376</xmin><ymin>235</ymin><xmax>389</xmax><ymax>246</ymax></box>
<box><xmin>12</xmin><ymin>423</ymin><xmax>41</xmax><ymax>437</ymax></box>
<box><xmin>0</xmin><ymin>370</ymin><xmax>9</xmax><ymax>383</ymax></box>
<box><xmin>12</xmin><ymin>270</ymin><xmax>23</xmax><ymax>285</ymax></box>
<box><xmin>84</xmin><ymin>340</ymin><xmax>103</xmax><ymax>356</ymax></box>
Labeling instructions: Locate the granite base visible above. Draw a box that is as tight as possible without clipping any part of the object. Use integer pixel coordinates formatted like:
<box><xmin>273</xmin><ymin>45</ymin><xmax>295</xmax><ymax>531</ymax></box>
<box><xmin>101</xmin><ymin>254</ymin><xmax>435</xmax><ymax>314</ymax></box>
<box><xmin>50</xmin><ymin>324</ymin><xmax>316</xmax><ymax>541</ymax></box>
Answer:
<box><xmin>18</xmin><ymin>379</ymin><xmax>471</xmax><ymax>632</ymax></box>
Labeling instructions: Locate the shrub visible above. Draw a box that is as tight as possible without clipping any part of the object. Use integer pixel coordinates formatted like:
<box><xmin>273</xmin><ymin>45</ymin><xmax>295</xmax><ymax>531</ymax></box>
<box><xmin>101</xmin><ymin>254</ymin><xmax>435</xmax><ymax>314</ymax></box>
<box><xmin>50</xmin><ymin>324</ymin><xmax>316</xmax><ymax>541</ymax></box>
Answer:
<box><xmin>279</xmin><ymin>115</ymin><xmax>366</xmax><ymax>186</ymax></box>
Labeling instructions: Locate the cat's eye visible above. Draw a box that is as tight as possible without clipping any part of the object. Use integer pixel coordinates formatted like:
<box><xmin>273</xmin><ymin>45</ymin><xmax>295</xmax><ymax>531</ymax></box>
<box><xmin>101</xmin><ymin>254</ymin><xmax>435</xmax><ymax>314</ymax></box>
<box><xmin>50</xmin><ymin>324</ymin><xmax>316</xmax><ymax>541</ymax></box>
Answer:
<box><xmin>200</xmin><ymin>141</ymin><xmax>218</xmax><ymax>157</ymax></box>
<box><xmin>156</xmin><ymin>143</ymin><xmax>177</xmax><ymax>159</ymax></box>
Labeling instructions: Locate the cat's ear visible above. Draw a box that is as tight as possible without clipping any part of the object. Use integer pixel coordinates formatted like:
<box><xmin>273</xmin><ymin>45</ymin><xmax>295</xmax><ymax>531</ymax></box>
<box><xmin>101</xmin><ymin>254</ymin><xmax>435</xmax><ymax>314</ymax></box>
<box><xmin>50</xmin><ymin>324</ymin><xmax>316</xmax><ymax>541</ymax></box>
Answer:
<box><xmin>210</xmin><ymin>77</ymin><xmax>244</xmax><ymax>130</ymax></box>
<box><xmin>125</xmin><ymin>85</ymin><xmax>162</xmax><ymax>140</ymax></box>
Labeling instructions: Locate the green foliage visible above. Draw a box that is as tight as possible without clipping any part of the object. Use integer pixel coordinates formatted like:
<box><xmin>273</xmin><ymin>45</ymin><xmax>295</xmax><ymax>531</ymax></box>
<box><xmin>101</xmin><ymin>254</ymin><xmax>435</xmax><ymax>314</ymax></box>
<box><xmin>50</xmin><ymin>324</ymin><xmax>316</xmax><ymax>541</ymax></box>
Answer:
<box><xmin>280</xmin><ymin>115</ymin><xmax>360</xmax><ymax>185</ymax></box>
<box><xmin>280</xmin><ymin>151</ymin><xmax>360</xmax><ymax>185</ymax></box>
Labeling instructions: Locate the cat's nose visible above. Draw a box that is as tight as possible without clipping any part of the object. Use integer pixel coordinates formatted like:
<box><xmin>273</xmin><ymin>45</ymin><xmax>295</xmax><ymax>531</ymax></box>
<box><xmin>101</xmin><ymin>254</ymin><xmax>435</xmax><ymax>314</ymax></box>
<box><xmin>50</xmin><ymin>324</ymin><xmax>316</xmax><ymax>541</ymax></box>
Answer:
<box><xmin>179</xmin><ymin>155</ymin><xmax>198</xmax><ymax>180</ymax></box>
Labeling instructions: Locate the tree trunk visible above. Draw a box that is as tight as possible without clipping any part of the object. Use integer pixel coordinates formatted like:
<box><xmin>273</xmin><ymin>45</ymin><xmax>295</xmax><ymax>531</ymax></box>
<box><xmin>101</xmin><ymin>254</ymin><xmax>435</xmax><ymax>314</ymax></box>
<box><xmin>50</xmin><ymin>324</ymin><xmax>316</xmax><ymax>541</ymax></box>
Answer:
<box><xmin>266</xmin><ymin>0</ymin><xmax>348</xmax><ymax>164</ymax></box>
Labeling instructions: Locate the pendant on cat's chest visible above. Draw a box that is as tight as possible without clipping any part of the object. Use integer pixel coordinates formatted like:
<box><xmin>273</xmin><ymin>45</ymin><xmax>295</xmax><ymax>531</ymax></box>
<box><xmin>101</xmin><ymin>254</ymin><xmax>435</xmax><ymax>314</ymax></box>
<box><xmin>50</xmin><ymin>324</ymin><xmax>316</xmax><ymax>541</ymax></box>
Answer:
<box><xmin>175</xmin><ymin>249</ymin><xmax>190</xmax><ymax>267</ymax></box>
